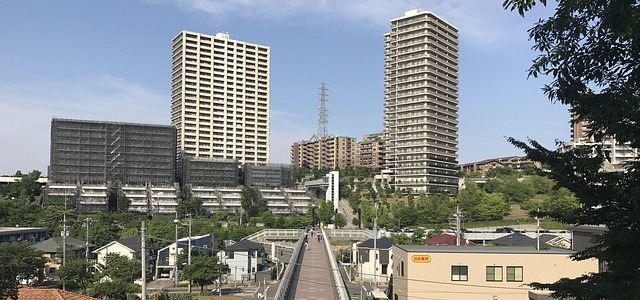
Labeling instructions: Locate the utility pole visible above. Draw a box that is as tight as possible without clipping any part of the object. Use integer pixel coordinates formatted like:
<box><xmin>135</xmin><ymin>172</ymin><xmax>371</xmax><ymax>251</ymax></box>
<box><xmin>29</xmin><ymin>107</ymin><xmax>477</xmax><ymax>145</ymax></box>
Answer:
<box><xmin>455</xmin><ymin>206</ymin><xmax>461</xmax><ymax>246</ymax></box>
<box><xmin>373</xmin><ymin>203</ymin><xmax>378</xmax><ymax>290</ymax></box>
<box><xmin>536</xmin><ymin>209</ymin><xmax>540</xmax><ymax>251</ymax></box>
<box><xmin>141</xmin><ymin>221</ymin><xmax>147</xmax><ymax>300</ymax></box>
<box><xmin>62</xmin><ymin>192</ymin><xmax>67</xmax><ymax>291</ymax></box>
<box><xmin>85</xmin><ymin>218</ymin><xmax>90</xmax><ymax>264</ymax></box>
<box><xmin>174</xmin><ymin>211</ymin><xmax>179</xmax><ymax>287</ymax></box>
<box><xmin>187</xmin><ymin>214</ymin><xmax>192</xmax><ymax>294</ymax></box>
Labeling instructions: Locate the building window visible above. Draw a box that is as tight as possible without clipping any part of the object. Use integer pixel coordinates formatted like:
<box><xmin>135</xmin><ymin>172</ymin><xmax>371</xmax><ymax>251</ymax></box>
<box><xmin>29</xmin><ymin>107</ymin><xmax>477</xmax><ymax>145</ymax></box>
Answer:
<box><xmin>401</xmin><ymin>261</ymin><xmax>404</xmax><ymax>277</ymax></box>
<box><xmin>382</xmin><ymin>264</ymin><xmax>388</xmax><ymax>275</ymax></box>
<box><xmin>506</xmin><ymin>266</ymin><xmax>523</xmax><ymax>282</ymax></box>
<box><xmin>486</xmin><ymin>266</ymin><xmax>503</xmax><ymax>282</ymax></box>
<box><xmin>228</xmin><ymin>252</ymin><xmax>234</xmax><ymax>259</ymax></box>
<box><xmin>451</xmin><ymin>265</ymin><xmax>468</xmax><ymax>281</ymax></box>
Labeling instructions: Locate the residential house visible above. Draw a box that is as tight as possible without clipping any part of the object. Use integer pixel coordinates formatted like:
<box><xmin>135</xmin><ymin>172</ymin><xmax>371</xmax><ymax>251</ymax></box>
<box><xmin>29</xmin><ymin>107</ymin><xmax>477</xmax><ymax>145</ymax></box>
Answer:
<box><xmin>491</xmin><ymin>233</ymin><xmax>536</xmax><ymax>247</ymax></box>
<box><xmin>92</xmin><ymin>236</ymin><xmax>154</xmax><ymax>275</ymax></box>
<box><xmin>31</xmin><ymin>236</ymin><xmax>95</xmax><ymax>278</ymax></box>
<box><xmin>356</xmin><ymin>237</ymin><xmax>393</xmax><ymax>284</ymax></box>
<box><xmin>155</xmin><ymin>234</ymin><xmax>217</xmax><ymax>279</ymax></box>
<box><xmin>218</xmin><ymin>239</ymin><xmax>265</xmax><ymax>282</ymax></box>
<box><xmin>391</xmin><ymin>245</ymin><xmax>599</xmax><ymax>300</ymax></box>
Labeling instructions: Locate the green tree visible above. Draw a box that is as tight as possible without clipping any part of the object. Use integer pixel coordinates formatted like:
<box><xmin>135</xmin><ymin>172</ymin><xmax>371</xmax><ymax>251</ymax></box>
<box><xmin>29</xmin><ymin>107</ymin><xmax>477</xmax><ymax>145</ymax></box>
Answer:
<box><xmin>115</xmin><ymin>191</ymin><xmax>130</xmax><ymax>213</ymax></box>
<box><xmin>177</xmin><ymin>197</ymin><xmax>203</xmax><ymax>217</ymax></box>
<box><xmin>388</xmin><ymin>233</ymin><xmax>412</xmax><ymax>245</ymax></box>
<box><xmin>334</xmin><ymin>213</ymin><xmax>347</xmax><ymax>228</ymax></box>
<box><xmin>529</xmin><ymin>175</ymin><xmax>555</xmax><ymax>195</ymax></box>
<box><xmin>458</xmin><ymin>181</ymin><xmax>509</xmax><ymax>221</ymax></box>
<box><xmin>0</xmin><ymin>170</ymin><xmax>42</xmax><ymax>202</ymax></box>
<box><xmin>181</xmin><ymin>252</ymin><xmax>222</xmax><ymax>293</ymax></box>
<box><xmin>316</xmin><ymin>200</ymin><xmax>335</xmax><ymax>225</ymax></box>
<box><xmin>0</xmin><ymin>243</ymin><xmax>46</xmax><ymax>300</ymax></box>
<box><xmin>503</xmin><ymin>0</ymin><xmax>640</xmax><ymax>297</ymax></box>
<box><xmin>89</xmin><ymin>279</ymin><xmax>139</xmax><ymax>300</ymax></box>
<box><xmin>486</xmin><ymin>167</ymin><xmax>518</xmax><ymax>179</ymax></box>
<box><xmin>89</xmin><ymin>214</ymin><xmax>122</xmax><ymax>247</ymax></box>
<box><xmin>57</xmin><ymin>259</ymin><xmax>94</xmax><ymax>293</ymax></box>
<box><xmin>261</xmin><ymin>211</ymin><xmax>276</xmax><ymax>228</ymax></box>
<box><xmin>97</xmin><ymin>253</ymin><xmax>141</xmax><ymax>282</ymax></box>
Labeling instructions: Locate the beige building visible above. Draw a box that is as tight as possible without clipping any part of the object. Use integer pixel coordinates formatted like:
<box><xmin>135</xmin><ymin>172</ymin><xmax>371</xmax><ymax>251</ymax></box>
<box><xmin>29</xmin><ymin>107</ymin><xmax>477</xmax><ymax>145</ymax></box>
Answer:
<box><xmin>171</xmin><ymin>31</ymin><xmax>270</xmax><ymax>165</ymax></box>
<box><xmin>384</xmin><ymin>9</ymin><xmax>460</xmax><ymax>194</ymax></box>
<box><xmin>570</xmin><ymin>116</ymin><xmax>637</xmax><ymax>170</ymax></box>
<box><xmin>392</xmin><ymin>245</ymin><xmax>598</xmax><ymax>300</ymax></box>
<box><xmin>290</xmin><ymin>136</ymin><xmax>359</xmax><ymax>169</ymax></box>
<box><xmin>359</xmin><ymin>133</ymin><xmax>385</xmax><ymax>170</ymax></box>
<box><xmin>458</xmin><ymin>156</ymin><xmax>538</xmax><ymax>177</ymax></box>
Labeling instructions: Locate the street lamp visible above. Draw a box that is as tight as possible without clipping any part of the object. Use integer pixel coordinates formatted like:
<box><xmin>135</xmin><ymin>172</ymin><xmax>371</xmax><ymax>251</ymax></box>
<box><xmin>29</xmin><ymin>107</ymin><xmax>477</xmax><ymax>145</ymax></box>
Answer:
<box><xmin>311</xmin><ymin>204</ymin><xmax>317</xmax><ymax>228</ymax></box>
<box><xmin>174</xmin><ymin>213</ymin><xmax>193</xmax><ymax>293</ymax></box>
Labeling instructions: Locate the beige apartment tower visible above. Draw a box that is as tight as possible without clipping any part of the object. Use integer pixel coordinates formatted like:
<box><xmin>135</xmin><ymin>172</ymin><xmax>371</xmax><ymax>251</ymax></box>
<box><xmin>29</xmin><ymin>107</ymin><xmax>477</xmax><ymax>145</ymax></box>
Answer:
<box><xmin>171</xmin><ymin>31</ymin><xmax>270</xmax><ymax>165</ymax></box>
<box><xmin>384</xmin><ymin>9</ymin><xmax>459</xmax><ymax>194</ymax></box>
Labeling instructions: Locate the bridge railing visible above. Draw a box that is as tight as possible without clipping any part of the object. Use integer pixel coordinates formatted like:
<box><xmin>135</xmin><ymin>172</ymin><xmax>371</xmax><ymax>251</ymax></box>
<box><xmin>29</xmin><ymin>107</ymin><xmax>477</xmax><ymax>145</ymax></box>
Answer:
<box><xmin>242</xmin><ymin>229</ymin><xmax>303</xmax><ymax>242</ymax></box>
<box><xmin>272</xmin><ymin>232</ymin><xmax>305</xmax><ymax>300</ymax></box>
<box><xmin>322</xmin><ymin>229</ymin><xmax>350</xmax><ymax>300</ymax></box>
<box><xmin>325</xmin><ymin>228</ymin><xmax>375</xmax><ymax>240</ymax></box>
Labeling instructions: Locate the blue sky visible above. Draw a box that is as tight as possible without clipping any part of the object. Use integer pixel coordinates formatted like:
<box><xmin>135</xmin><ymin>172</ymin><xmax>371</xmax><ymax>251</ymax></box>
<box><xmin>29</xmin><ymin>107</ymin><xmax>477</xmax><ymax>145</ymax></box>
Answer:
<box><xmin>0</xmin><ymin>0</ymin><xmax>567</xmax><ymax>176</ymax></box>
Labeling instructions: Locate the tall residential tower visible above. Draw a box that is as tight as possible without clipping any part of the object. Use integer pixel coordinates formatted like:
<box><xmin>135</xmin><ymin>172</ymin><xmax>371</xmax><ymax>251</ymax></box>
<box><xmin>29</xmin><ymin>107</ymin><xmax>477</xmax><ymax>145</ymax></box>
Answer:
<box><xmin>171</xmin><ymin>31</ymin><xmax>270</xmax><ymax>165</ymax></box>
<box><xmin>384</xmin><ymin>9</ymin><xmax>459</xmax><ymax>193</ymax></box>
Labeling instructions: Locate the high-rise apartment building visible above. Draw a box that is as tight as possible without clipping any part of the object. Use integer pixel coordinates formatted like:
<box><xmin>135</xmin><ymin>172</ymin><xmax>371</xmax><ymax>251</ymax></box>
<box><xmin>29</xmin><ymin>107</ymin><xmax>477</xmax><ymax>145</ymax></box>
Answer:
<box><xmin>384</xmin><ymin>9</ymin><xmax>459</xmax><ymax>194</ymax></box>
<box><xmin>171</xmin><ymin>31</ymin><xmax>270</xmax><ymax>165</ymax></box>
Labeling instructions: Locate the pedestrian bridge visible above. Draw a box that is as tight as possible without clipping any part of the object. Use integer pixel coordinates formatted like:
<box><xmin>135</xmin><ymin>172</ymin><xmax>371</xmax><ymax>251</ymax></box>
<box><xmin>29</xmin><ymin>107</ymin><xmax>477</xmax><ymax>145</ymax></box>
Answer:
<box><xmin>272</xmin><ymin>229</ymin><xmax>351</xmax><ymax>300</ymax></box>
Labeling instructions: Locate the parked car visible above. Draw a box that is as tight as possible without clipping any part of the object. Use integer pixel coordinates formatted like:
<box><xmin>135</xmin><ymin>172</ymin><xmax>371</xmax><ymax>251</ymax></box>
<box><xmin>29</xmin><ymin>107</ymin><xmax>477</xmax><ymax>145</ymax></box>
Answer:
<box><xmin>495</xmin><ymin>227</ymin><xmax>515</xmax><ymax>233</ymax></box>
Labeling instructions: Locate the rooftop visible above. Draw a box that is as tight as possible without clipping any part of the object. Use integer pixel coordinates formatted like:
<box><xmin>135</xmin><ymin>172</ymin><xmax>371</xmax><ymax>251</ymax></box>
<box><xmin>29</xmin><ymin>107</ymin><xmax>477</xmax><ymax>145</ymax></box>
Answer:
<box><xmin>395</xmin><ymin>245</ymin><xmax>576</xmax><ymax>254</ymax></box>
<box><xmin>18</xmin><ymin>287</ymin><xmax>100</xmax><ymax>300</ymax></box>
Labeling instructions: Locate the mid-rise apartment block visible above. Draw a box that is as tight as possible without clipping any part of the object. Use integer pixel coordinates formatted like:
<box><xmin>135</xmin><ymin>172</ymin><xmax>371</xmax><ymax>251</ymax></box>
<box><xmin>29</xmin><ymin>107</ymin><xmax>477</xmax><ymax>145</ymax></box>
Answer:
<box><xmin>570</xmin><ymin>116</ymin><xmax>637</xmax><ymax>170</ymax></box>
<box><xmin>49</xmin><ymin>118</ymin><xmax>176</xmax><ymax>185</ymax></box>
<box><xmin>384</xmin><ymin>9</ymin><xmax>459</xmax><ymax>194</ymax></box>
<box><xmin>290</xmin><ymin>136</ymin><xmax>359</xmax><ymax>169</ymax></box>
<box><xmin>359</xmin><ymin>133</ymin><xmax>385</xmax><ymax>170</ymax></box>
<box><xmin>171</xmin><ymin>31</ymin><xmax>270</xmax><ymax>165</ymax></box>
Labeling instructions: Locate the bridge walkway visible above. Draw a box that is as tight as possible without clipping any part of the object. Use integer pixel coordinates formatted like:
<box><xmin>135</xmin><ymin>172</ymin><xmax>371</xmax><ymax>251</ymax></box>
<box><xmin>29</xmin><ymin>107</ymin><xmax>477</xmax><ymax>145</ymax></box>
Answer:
<box><xmin>286</xmin><ymin>233</ymin><xmax>336</xmax><ymax>300</ymax></box>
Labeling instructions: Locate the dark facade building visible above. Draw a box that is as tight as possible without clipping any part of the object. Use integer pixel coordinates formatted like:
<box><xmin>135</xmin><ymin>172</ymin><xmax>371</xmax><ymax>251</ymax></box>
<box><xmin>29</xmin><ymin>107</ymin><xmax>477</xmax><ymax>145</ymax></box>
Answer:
<box><xmin>49</xmin><ymin>118</ymin><xmax>176</xmax><ymax>185</ymax></box>
<box><xmin>243</xmin><ymin>164</ymin><xmax>295</xmax><ymax>188</ymax></box>
<box><xmin>179</xmin><ymin>155</ymin><xmax>239</xmax><ymax>187</ymax></box>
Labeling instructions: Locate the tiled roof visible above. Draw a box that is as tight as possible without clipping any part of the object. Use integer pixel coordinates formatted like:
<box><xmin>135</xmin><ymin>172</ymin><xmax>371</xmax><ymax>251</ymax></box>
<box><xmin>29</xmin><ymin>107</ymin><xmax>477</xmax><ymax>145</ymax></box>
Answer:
<box><xmin>18</xmin><ymin>287</ymin><xmax>100</xmax><ymax>300</ymax></box>
<box><xmin>31</xmin><ymin>237</ymin><xmax>93</xmax><ymax>253</ymax></box>
<box><xmin>357</xmin><ymin>237</ymin><xmax>393</xmax><ymax>249</ymax></box>
<box><xmin>424</xmin><ymin>234</ymin><xmax>475</xmax><ymax>246</ymax></box>
<box><xmin>492</xmin><ymin>233</ymin><xmax>536</xmax><ymax>247</ymax></box>
<box><xmin>225</xmin><ymin>239</ymin><xmax>263</xmax><ymax>251</ymax></box>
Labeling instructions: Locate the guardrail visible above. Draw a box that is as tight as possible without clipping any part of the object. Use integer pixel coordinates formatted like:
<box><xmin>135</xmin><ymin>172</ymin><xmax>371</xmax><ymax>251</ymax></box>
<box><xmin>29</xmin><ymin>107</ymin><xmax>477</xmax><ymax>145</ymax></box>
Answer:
<box><xmin>272</xmin><ymin>233</ymin><xmax>305</xmax><ymax>300</ymax></box>
<box><xmin>322</xmin><ymin>229</ymin><xmax>350</xmax><ymax>300</ymax></box>
<box><xmin>325</xmin><ymin>229</ymin><xmax>375</xmax><ymax>240</ymax></box>
<box><xmin>242</xmin><ymin>229</ymin><xmax>303</xmax><ymax>242</ymax></box>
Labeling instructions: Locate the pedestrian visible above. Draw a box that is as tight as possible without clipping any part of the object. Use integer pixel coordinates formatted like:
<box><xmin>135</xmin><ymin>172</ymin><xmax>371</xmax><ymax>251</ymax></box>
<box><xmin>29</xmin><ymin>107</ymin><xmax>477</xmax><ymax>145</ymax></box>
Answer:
<box><xmin>310</xmin><ymin>228</ymin><xmax>314</xmax><ymax>237</ymax></box>
<box><xmin>317</xmin><ymin>234</ymin><xmax>321</xmax><ymax>242</ymax></box>
<box><xmin>305</xmin><ymin>240</ymin><xmax>309</xmax><ymax>250</ymax></box>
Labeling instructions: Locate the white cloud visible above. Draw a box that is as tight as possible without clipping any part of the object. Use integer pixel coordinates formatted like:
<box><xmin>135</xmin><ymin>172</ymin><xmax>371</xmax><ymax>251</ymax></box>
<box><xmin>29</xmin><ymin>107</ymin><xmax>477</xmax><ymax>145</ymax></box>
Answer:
<box><xmin>146</xmin><ymin>0</ymin><xmax>528</xmax><ymax>46</ymax></box>
<box><xmin>0</xmin><ymin>76</ymin><xmax>167</xmax><ymax>175</ymax></box>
